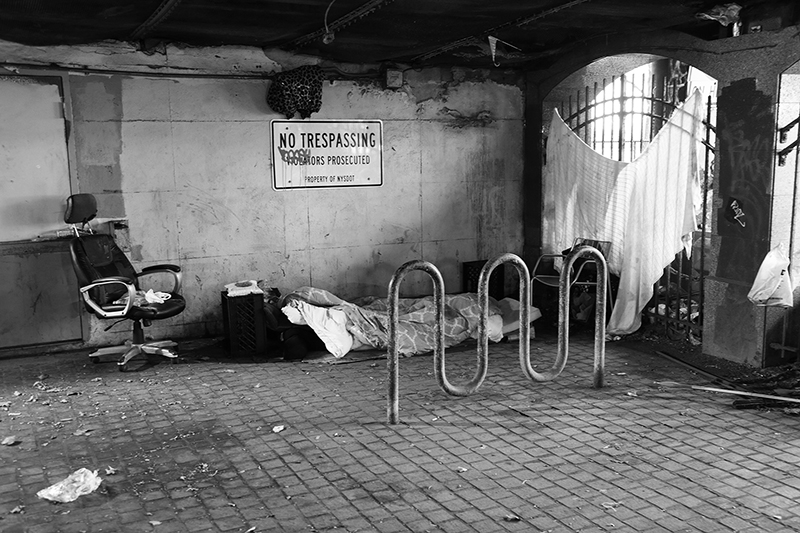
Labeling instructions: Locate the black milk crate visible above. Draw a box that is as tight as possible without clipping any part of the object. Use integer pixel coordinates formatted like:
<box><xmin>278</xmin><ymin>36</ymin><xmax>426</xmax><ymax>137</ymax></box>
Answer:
<box><xmin>221</xmin><ymin>292</ymin><xmax>267</xmax><ymax>356</ymax></box>
<box><xmin>462</xmin><ymin>260</ymin><xmax>505</xmax><ymax>301</ymax></box>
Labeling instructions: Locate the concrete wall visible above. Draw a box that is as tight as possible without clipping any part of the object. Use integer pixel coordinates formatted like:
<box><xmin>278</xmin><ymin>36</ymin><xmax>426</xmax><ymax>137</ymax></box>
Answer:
<box><xmin>1</xmin><ymin>43</ymin><xmax>525</xmax><ymax>348</ymax></box>
<box><xmin>767</xmin><ymin>65</ymin><xmax>800</xmax><ymax>366</ymax></box>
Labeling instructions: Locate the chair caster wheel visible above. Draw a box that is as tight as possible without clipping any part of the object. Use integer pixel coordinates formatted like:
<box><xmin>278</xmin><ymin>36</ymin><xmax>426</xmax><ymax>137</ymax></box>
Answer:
<box><xmin>90</xmin><ymin>356</ymin><xmax>100</xmax><ymax>364</ymax></box>
<box><xmin>118</xmin><ymin>363</ymin><xmax>128</xmax><ymax>372</ymax></box>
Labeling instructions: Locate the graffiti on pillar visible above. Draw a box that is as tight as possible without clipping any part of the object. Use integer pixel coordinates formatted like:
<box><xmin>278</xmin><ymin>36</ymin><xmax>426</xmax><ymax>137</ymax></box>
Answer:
<box><xmin>724</xmin><ymin>196</ymin><xmax>746</xmax><ymax>227</ymax></box>
<box><xmin>716</xmin><ymin>78</ymin><xmax>773</xmax><ymax>282</ymax></box>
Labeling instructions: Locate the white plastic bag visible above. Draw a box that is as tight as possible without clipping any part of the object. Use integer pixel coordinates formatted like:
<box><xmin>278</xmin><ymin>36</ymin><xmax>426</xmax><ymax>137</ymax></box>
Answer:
<box><xmin>36</xmin><ymin>468</ymin><xmax>102</xmax><ymax>503</ymax></box>
<box><xmin>748</xmin><ymin>245</ymin><xmax>794</xmax><ymax>307</ymax></box>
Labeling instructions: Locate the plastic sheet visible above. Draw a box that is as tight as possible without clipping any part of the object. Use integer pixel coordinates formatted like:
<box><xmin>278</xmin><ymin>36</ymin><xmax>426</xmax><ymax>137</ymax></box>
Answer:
<box><xmin>748</xmin><ymin>245</ymin><xmax>794</xmax><ymax>308</ymax></box>
<box><xmin>36</xmin><ymin>468</ymin><xmax>102</xmax><ymax>503</ymax></box>
<box><xmin>696</xmin><ymin>3</ymin><xmax>741</xmax><ymax>26</ymax></box>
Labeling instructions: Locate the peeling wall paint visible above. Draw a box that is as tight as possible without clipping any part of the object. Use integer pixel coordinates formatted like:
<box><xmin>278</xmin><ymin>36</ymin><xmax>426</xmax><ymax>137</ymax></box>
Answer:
<box><xmin>0</xmin><ymin>40</ymin><xmax>286</xmax><ymax>77</ymax></box>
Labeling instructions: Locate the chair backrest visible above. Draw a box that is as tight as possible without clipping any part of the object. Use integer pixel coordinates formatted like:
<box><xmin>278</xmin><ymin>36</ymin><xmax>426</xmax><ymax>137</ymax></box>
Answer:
<box><xmin>64</xmin><ymin>193</ymin><xmax>98</xmax><ymax>228</ymax></box>
<box><xmin>573</xmin><ymin>238</ymin><xmax>611</xmax><ymax>258</ymax></box>
<box><xmin>70</xmin><ymin>234</ymin><xmax>139</xmax><ymax>307</ymax></box>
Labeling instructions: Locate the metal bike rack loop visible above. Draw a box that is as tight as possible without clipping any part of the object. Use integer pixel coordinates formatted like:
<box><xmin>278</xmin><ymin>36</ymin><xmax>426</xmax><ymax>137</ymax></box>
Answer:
<box><xmin>387</xmin><ymin>260</ymin><xmax>446</xmax><ymax>425</ymax></box>
<box><xmin>550</xmin><ymin>244</ymin><xmax>607</xmax><ymax>388</ymax></box>
<box><xmin>478</xmin><ymin>253</ymin><xmax>533</xmax><ymax>386</ymax></box>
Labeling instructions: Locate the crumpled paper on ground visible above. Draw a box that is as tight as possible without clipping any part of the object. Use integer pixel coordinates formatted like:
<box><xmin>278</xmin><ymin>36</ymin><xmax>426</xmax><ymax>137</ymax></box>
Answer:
<box><xmin>36</xmin><ymin>468</ymin><xmax>102</xmax><ymax>503</ymax></box>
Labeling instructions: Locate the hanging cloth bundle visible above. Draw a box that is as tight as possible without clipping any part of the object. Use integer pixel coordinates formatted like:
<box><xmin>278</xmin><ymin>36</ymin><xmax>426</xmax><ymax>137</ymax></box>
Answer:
<box><xmin>267</xmin><ymin>65</ymin><xmax>325</xmax><ymax>119</ymax></box>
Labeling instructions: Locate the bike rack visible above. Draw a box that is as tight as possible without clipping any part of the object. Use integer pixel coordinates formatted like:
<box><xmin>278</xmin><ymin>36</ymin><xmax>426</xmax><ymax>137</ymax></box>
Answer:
<box><xmin>387</xmin><ymin>253</ymin><xmax>532</xmax><ymax>424</ymax></box>
<box><xmin>386</xmin><ymin>249</ymin><xmax>607</xmax><ymax>425</ymax></box>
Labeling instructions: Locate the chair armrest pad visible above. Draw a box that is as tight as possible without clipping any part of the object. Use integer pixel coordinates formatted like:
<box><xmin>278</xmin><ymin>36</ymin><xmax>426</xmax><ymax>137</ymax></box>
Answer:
<box><xmin>532</xmin><ymin>253</ymin><xmax>564</xmax><ymax>273</ymax></box>
<box><xmin>573</xmin><ymin>260</ymin><xmax>597</xmax><ymax>278</ymax></box>
<box><xmin>141</xmin><ymin>264</ymin><xmax>181</xmax><ymax>273</ymax></box>
<box><xmin>137</xmin><ymin>265</ymin><xmax>183</xmax><ymax>294</ymax></box>
<box><xmin>81</xmin><ymin>276</ymin><xmax>135</xmax><ymax>289</ymax></box>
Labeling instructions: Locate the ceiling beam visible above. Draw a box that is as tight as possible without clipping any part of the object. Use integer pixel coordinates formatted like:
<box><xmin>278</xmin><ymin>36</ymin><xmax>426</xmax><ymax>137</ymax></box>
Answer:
<box><xmin>412</xmin><ymin>0</ymin><xmax>593</xmax><ymax>63</ymax></box>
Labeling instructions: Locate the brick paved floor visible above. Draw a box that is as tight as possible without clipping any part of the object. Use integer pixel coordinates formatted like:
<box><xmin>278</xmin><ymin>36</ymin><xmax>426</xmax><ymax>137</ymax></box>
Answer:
<box><xmin>1</xmin><ymin>331</ymin><xmax>800</xmax><ymax>533</ymax></box>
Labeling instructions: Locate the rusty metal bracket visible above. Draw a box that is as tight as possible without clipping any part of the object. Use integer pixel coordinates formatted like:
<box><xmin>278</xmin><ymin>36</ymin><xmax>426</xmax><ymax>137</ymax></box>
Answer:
<box><xmin>777</xmin><ymin>139</ymin><xmax>799</xmax><ymax>167</ymax></box>
<box><xmin>777</xmin><ymin>113</ymin><xmax>800</xmax><ymax>166</ymax></box>
<box><xmin>778</xmin><ymin>116</ymin><xmax>800</xmax><ymax>143</ymax></box>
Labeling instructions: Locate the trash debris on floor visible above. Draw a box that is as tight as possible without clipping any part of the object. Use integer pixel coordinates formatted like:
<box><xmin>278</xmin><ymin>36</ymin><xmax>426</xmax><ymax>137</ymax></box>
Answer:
<box><xmin>36</xmin><ymin>468</ymin><xmax>102</xmax><ymax>503</ymax></box>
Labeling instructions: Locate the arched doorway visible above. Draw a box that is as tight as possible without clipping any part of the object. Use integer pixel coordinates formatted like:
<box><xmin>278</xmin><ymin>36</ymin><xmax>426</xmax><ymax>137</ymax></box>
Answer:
<box><xmin>540</xmin><ymin>54</ymin><xmax>717</xmax><ymax>345</ymax></box>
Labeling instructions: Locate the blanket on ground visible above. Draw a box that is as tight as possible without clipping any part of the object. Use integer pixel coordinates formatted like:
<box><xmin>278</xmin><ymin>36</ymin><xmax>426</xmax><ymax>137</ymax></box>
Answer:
<box><xmin>281</xmin><ymin>287</ymin><xmax>504</xmax><ymax>358</ymax></box>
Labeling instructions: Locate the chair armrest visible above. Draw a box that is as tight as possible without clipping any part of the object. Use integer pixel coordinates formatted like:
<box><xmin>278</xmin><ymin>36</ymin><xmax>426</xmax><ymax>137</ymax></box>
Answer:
<box><xmin>138</xmin><ymin>264</ymin><xmax>182</xmax><ymax>294</ymax></box>
<box><xmin>79</xmin><ymin>277</ymin><xmax>136</xmax><ymax>318</ymax></box>
<box><xmin>573</xmin><ymin>259</ymin><xmax>597</xmax><ymax>280</ymax></box>
<box><xmin>141</xmin><ymin>264</ymin><xmax>181</xmax><ymax>273</ymax></box>
<box><xmin>531</xmin><ymin>253</ymin><xmax>563</xmax><ymax>276</ymax></box>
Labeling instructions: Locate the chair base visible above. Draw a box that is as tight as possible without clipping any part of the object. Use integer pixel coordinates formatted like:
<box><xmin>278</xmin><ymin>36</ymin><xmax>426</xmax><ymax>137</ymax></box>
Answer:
<box><xmin>89</xmin><ymin>340</ymin><xmax>179</xmax><ymax>371</ymax></box>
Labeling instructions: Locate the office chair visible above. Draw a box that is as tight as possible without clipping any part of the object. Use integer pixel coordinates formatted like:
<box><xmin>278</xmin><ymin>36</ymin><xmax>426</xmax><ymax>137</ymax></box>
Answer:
<box><xmin>65</xmin><ymin>194</ymin><xmax>186</xmax><ymax>371</ymax></box>
<box><xmin>531</xmin><ymin>238</ymin><xmax>616</xmax><ymax>321</ymax></box>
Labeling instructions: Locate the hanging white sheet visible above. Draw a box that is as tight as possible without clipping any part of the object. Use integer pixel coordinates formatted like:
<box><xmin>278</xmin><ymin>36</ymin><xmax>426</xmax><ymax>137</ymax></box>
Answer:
<box><xmin>543</xmin><ymin>90</ymin><xmax>704</xmax><ymax>335</ymax></box>
<box><xmin>543</xmin><ymin>112</ymin><xmax>628</xmax><ymax>273</ymax></box>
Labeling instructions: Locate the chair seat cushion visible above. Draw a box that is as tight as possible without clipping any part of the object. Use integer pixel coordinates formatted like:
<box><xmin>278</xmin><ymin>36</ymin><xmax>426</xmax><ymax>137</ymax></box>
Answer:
<box><xmin>127</xmin><ymin>293</ymin><xmax>186</xmax><ymax>320</ymax></box>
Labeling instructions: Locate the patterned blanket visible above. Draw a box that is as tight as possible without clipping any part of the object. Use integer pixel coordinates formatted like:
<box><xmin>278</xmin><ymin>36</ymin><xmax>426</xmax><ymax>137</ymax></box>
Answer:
<box><xmin>283</xmin><ymin>287</ymin><xmax>502</xmax><ymax>356</ymax></box>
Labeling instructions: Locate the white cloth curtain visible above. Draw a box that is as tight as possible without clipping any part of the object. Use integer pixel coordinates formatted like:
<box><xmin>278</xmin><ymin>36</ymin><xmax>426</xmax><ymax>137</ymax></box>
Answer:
<box><xmin>543</xmin><ymin>90</ymin><xmax>704</xmax><ymax>334</ymax></box>
<box><xmin>544</xmin><ymin>113</ymin><xmax>628</xmax><ymax>274</ymax></box>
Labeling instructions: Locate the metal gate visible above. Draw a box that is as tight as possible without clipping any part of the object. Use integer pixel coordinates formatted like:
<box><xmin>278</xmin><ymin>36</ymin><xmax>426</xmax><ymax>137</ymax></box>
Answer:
<box><xmin>558</xmin><ymin>64</ymin><xmax>716</xmax><ymax>343</ymax></box>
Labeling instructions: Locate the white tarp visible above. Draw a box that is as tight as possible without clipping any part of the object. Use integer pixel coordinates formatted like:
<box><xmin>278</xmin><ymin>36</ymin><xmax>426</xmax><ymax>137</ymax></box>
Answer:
<box><xmin>543</xmin><ymin>90</ymin><xmax>704</xmax><ymax>334</ymax></box>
